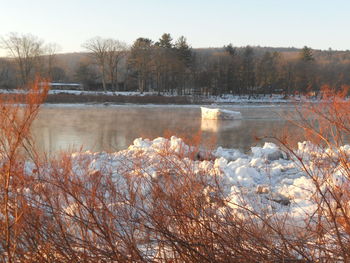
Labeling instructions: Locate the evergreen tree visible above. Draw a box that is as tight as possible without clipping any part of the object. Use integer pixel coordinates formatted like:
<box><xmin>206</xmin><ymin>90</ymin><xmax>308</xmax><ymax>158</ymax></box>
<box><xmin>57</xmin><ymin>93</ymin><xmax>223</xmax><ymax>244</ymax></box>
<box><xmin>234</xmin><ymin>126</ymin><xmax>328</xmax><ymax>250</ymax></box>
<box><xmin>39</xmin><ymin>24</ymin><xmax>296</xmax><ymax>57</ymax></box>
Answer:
<box><xmin>240</xmin><ymin>46</ymin><xmax>256</xmax><ymax>96</ymax></box>
<box><xmin>174</xmin><ymin>36</ymin><xmax>193</xmax><ymax>95</ymax></box>
<box><xmin>224</xmin><ymin>43</ymin><xmax>239</xmax><ymax>94</ymax></box>
<box><xmin>128</xmin><ymin>38</ymin><xmax>154</xmax><ymax>93</ymax></box>
<box><xmin>225</xmin><ymin>43</ymin><xmax>236</xmax><ymax>56</ymax></box>
<box><xmin>156</xmin><ymin>33</ymin><xmax>173</xmax><ymax>49</ymax></box>
<box><xmin>300</xmin><ymin>46</ymin><xmax>314</xmax><ymax>62</ymax></box>
<box><xmin>174</xmin><ymin>36</ymin><xmax>193</xmax><ymax>67</ymax></box>
<box><xmin>153</xmin><ymin>34</ymin><xmax>176</xmax><ymax>94</ymax></box>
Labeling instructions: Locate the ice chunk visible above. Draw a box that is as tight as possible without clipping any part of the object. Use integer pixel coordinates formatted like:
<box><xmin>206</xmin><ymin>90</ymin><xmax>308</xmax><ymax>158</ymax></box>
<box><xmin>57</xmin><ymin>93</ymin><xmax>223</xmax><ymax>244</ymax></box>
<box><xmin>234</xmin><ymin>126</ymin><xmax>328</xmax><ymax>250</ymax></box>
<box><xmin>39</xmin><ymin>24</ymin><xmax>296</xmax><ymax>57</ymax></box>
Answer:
<box><xmin>251</xmin><ymin>142</ymin><xmax>285</xmax><ymax>160</ymax></box>
<box><xmin>201</xmin><ymin>107</ymin><xmax>242</xmax><ymax>120</ymax></box>
<box><xmin>214</xmin><ymin>147</ymin><xmax>245</xmax><ymax>161</ymax></box>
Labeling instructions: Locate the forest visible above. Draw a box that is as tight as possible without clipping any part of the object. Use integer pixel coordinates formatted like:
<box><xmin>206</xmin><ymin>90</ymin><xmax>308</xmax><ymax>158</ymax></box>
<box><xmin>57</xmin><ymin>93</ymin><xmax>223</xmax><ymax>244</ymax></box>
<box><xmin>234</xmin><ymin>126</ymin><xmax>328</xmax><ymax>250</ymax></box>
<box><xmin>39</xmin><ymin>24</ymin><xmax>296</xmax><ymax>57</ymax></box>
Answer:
<box><xmin>1</xmin><ymin>32</ymin><xmax>350</xmax><ymax>96</ymax></box>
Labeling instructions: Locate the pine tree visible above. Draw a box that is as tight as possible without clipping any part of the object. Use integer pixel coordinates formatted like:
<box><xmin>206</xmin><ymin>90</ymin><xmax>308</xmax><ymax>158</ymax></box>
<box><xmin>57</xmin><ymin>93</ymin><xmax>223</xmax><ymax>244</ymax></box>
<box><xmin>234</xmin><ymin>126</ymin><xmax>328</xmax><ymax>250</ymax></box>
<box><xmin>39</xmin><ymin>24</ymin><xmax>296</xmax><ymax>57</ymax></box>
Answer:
<box><xmin>225</xmin><ymin>43</ymin><xmax>236</xmax><ymax>56</ymax></box>
<box><xmin>174</xmin><ymin>36</ymin><xmax>193</xmax><ymax>67</ymax></box>
<box><xmin>156</xmin><ymin>33</ymin><xmax>173</xmax><ymax>49</ymax></box>
<box><xmin>153</xmin><ymin>34</ymin><xmax>175</xmax><ymax>95</ymax></box>
<box><xmin>128</xmin><ymin>38</ymin><xmax>153</xmax><ymax>93</ymax></box>
<box><xmin>240</xmin><ymin>46</ymin><xmax>256</xmax><ymax>96</ymax></box>
<box><xmin>300</xmin><ymin>46</ymin><xmax>314</xmax><ymax>62</ymax></box>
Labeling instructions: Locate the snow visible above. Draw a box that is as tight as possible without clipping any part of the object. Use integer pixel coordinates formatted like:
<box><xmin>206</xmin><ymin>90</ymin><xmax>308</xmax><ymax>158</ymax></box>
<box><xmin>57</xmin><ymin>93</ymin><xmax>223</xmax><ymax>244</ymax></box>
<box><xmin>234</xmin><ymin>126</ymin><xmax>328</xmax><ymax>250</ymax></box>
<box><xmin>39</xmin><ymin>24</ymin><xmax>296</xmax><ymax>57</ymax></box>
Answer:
<box><xmin>251</xmin><ymin>142</ymin><xmax>287</xmax><ymax>160</ymax></box>
<box><xmin>201</xmin><ymin>106</ymin><xmax>242</xmax><ymax>120</ymax></box>
<box><xmin>213</xmin><ymin>147</ymin><xmax>243</xmax><ymax>161</ymax></box>
<box><xmin>0</xmin><ymin>89</ymin><xmax>348</xmax><ymax>105</ymax></box>
<box><xmin>43</xmin><ymin>91</ymin><xmax>295</xmax><ymax>102</ymax></box>
<box><xmin>50</xmin><ymin>83</ymin><xmax>81</xmax><ymax>87</ymax></box>
<box><xmin>48</xmin><ymin>90</ymin><xmax>148</xmax><ymax>96</ymax></box>
<box><xmin>208</xmin><ymin>94</ymin><xmax>292</xmax><ymax>103</ymax></box>
<box><xmin>0</xmin><ymin>89</ymin><xmax>163</xmax><ymax>96</ymax></box>
<box><xmin>15</xmin><ymin>135</ymin><xmax>349</xmax><ymax>259</ymax></box>
<box><xmin>46</xmin><ymin>136</ymin><xmax>348</xmax><ymax>228</ymax></box>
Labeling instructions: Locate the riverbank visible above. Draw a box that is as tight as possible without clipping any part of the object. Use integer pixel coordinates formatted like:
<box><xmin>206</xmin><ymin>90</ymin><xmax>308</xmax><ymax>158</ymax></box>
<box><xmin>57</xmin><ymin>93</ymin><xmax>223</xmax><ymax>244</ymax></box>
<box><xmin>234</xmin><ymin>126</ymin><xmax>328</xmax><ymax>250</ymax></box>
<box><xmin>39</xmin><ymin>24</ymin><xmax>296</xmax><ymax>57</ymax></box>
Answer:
<box><xmin>0</xmin><ymin>89</ymin><xmax>303</xmax><ymax>104</ymax></box>
<box><xmin>21</xmin><ymin>135</ymin><xmax>350</xmax><ymax>261</ymax></box>
<box><xmin>45</xmin><ymin>91</ymin><xmax>297</xmax><ymax>104</ymax></box>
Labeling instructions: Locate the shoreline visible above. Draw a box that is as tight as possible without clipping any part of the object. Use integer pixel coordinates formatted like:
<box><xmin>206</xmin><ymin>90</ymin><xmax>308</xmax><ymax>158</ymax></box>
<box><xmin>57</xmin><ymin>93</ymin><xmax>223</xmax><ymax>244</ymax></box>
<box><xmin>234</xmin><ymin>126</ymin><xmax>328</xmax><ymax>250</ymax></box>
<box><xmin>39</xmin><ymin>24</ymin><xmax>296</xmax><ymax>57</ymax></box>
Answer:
<box><xmin>44</xmin><ymin>93</ymin><xmax>296</xmax><ymax>105</ymax></box>
<box><xmin>41</xmin><ymin>103</ymin><xmax>293</xmax><ymax>108</ymax></box>
<box><xmin>0</xmin><ymin>89</ymin><xmax>306</xmax><ymax>105</ymax></box>
<box><xmin>2</xmin><ymin>89</ymin><xmax>343</xmax><ymax>106</ymax></box>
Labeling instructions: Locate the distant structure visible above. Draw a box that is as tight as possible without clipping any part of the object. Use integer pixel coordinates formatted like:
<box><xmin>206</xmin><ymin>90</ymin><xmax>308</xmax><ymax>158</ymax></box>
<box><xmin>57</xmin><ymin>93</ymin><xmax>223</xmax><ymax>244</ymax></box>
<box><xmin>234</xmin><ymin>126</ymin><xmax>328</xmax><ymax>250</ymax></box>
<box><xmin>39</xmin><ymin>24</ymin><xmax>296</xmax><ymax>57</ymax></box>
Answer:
<box><xmin>49</xmin><ymin>82</ymin><xmax>83</xmax><ymax>90</ymax></box>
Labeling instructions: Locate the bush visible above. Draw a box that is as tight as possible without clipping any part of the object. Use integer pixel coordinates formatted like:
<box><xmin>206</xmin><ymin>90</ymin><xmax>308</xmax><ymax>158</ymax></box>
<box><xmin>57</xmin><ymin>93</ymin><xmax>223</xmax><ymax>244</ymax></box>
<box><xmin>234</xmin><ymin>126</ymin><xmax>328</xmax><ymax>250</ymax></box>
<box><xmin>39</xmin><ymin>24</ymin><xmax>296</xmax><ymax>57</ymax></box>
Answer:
<box><xmin>0</xmin><ymin>81</ymin><xmax>349</xmax><ymax>262</ymax></box>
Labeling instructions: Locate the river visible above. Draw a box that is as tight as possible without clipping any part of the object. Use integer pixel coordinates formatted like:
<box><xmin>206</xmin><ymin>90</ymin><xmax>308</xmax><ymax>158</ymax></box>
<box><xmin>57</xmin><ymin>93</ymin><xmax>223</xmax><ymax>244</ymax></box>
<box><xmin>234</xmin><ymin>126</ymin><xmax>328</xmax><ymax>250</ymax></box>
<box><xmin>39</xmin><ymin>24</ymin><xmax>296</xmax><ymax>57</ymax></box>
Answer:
<box><xmin>32</xmin><ymin>104</ymin><xmax>302</xmax><ymax>154</ymax></box>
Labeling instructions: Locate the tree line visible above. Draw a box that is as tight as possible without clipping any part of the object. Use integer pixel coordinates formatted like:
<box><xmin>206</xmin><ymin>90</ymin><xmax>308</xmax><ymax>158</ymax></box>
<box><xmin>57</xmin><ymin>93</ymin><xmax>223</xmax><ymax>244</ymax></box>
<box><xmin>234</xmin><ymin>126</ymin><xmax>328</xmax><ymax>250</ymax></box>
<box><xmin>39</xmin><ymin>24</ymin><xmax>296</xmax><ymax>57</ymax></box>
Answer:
<box><xmin>1</xmin><ymin>32</ymin><xmax>350</xmax><ymax>96</ymax></box>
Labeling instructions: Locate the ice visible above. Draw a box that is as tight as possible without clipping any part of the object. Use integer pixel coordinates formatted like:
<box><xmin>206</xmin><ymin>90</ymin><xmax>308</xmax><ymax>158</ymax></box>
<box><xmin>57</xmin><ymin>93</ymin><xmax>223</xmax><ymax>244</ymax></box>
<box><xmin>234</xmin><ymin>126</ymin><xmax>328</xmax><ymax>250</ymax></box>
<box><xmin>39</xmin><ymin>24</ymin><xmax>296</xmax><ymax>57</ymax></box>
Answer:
<box><xmin>16</xmin><ymin>136</ymin><xmax>350</xmax><ymax>237</ymax></box>
<box><xmin>214</xmin><ymin>147</ymin><xmax>245</xmax><ymax>161</ymax></box>
<box><xmin>201</xmin><ymin>107</ymin><xmax>242</xmax><ymax>120</ymax></box>
<box><xmin>99</xmin><ymin>137</ymin><xmax>314</xmax><ymax>220</ymax></box>
<box><xmin>252</xmin><ymin>142</ymin><xmax>286</xmax><ymax>160</ymax></box>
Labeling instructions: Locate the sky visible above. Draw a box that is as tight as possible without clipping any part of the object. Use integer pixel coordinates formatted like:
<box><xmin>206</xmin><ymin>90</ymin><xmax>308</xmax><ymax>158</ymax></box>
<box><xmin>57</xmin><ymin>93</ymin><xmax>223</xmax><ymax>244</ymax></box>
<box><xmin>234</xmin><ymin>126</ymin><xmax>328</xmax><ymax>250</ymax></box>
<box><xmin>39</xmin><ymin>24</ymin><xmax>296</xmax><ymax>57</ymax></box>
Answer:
<box><xmin>0</xmin><ymin>0</ymin><xmax>349</xmax><ymax>54</ymax></box>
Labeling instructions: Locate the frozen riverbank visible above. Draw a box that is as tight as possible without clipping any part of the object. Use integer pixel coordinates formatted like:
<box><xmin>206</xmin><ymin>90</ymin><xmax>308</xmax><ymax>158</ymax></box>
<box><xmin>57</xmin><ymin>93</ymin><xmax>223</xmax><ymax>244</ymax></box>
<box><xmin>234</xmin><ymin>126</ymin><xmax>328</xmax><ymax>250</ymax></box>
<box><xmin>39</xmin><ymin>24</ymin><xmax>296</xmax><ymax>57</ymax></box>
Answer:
<box><xmin>0</xmin><ymin>88</ymin><xmax>320</xmax><ymax>104</ymax></box>
<box><xmin>52</xmin><ymin>136</ymin><xmax>349</xmax><ymax>227</ymax></box>
<box><xmin>19</xmin><ymin>135</ymin><xmax>350</xmax><ymax>261</ymax></box>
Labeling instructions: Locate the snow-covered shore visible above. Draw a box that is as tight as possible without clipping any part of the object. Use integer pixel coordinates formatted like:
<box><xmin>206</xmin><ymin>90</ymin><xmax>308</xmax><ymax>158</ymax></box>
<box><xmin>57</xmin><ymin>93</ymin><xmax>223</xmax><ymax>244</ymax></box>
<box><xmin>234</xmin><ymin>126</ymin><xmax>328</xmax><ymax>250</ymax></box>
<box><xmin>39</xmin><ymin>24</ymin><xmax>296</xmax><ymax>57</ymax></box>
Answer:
<box><xmin>0</xmin><ymin>88</ymin><xmax>328</xmax><ymax>104</ymax></box>
<box><xmin>44</xmin><ymin>136</ymin><xmax>349</xmax><ymax>228</ymax></box>
<box><xmin>19</xmin><ymin>135</ymin><xmax>350</xmax><ymax>260</ymax></box>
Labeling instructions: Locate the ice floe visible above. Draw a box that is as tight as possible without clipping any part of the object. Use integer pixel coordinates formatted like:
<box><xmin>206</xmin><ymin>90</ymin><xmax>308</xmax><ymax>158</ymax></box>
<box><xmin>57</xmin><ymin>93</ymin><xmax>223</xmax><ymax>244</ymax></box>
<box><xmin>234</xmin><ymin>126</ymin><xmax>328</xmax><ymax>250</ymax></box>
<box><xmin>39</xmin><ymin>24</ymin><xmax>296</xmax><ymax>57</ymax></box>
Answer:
<box><xmin>201</xmin><ymin>107</ymin><xmax>242</xmax><ymax>120</ymax></box>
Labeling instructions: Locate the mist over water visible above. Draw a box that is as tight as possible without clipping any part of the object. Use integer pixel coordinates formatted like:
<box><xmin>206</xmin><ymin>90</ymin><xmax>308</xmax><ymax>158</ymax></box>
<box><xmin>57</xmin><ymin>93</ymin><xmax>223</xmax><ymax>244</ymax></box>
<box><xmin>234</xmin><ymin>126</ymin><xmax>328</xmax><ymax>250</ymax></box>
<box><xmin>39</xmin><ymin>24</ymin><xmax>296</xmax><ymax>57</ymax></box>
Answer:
<box><xmin>32</xmin><ymin>104</ymin><xmax>302</xmax><ymax>154</ymax></box>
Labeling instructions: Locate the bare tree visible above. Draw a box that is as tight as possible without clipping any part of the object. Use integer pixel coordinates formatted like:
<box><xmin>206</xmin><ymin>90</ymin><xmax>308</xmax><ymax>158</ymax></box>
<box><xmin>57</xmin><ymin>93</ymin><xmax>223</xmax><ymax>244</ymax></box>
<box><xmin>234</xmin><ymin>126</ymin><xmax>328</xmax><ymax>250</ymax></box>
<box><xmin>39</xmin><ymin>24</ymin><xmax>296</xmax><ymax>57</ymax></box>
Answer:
<box><xmin>106</xmin><ymin>39</ymin><xmax>128</xmax><ymax>91</ymax></box>
<box><xmin>83</xmin><ymin>37</ymin><xmax>127</xmax><ymax>92</ymax></box>
<box><xmin>1</xmin><ymin>33</ymin><xmax>44</xmax><ymax>86</ymax></box>
<box><xmin>82</xmin><ymin>37</ymin><xmax>109</xmax><ymax>92</ymax></box>
<box><xmin>44</xmin><ymin>43</ymin><xmax>61</xmax><ymax>80</ymax></box>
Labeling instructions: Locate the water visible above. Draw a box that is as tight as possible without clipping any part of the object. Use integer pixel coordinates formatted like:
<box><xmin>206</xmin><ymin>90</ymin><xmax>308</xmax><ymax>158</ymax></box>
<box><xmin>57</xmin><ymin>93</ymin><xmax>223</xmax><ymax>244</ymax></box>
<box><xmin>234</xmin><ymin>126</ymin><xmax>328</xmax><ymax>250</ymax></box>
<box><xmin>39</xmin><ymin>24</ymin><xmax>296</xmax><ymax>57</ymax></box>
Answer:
<box><xmin>32</xmin><ymin>104</ymin><xmax>302</xmax><ymax>154</ymax></box>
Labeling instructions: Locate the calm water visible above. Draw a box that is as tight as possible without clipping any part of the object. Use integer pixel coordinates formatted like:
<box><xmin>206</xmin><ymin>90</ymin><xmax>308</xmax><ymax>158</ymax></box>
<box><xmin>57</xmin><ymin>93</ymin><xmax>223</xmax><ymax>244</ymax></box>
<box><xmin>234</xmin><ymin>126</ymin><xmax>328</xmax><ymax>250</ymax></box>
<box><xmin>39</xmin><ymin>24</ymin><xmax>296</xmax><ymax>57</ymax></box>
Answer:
<box><xmin>32</xmin><ymin>104</ymin><xmax>302</xmax><ymax>154</ymax></box>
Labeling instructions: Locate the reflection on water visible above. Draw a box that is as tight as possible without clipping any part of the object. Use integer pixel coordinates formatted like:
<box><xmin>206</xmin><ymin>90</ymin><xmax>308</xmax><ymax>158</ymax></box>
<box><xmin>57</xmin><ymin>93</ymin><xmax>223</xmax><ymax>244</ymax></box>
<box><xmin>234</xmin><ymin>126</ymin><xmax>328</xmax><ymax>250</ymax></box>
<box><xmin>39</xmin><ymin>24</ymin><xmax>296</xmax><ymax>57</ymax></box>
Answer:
<box><xmin>32</xmin><ymin>105</ymin><xmax>302</xmax><ymax>154</ymax></box>
<box><xmin>201</xmin><ymin>119</ymin><xmax>242</xmax><ymax>132</ymax></box>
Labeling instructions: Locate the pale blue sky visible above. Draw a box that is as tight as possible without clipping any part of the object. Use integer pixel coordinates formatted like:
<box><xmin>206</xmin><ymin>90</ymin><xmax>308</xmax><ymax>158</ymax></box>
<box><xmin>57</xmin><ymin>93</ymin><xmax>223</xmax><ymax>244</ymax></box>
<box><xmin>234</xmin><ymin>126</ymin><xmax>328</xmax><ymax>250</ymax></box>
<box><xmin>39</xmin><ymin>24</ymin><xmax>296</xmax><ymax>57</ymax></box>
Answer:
<box><xmin>0</xmin><ymin>0</ymin><xmax>349</xmax><ymax>53</ymax></box>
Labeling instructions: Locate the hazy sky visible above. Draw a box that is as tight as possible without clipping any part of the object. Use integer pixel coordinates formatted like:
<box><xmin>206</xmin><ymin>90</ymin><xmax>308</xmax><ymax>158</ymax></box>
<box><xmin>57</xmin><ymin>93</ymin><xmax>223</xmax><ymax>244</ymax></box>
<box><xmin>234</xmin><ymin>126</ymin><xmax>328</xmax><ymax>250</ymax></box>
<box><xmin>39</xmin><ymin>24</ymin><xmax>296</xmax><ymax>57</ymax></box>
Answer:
<box><xmin>0</xmin><ymin>0</ymin><xmax>349</xmax><ymax>53</ymax></box>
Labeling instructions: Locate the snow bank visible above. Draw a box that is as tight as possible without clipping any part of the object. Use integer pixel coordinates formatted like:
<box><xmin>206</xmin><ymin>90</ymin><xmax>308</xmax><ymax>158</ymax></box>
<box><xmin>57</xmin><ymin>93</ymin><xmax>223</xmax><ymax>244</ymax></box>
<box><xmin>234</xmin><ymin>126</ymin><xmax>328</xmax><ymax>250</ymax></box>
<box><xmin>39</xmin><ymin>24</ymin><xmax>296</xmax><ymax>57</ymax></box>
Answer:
<box><xmin>16</xmin><ymin>135</ymin><xmax>349</xmax><ymax>260</ymax></box>
<box><xmin>60</xmin><ymin>136</ymin><xmax>350</xmax><ymax>226</ymax></box>
<box><xmin>23</xmin><ymin>136</ymin><xmax>349</xmax><ymax>232</ymax></box>
<box><xmin>201</xmin><ymin>107</ymin><xmax>242</xmax><ymax>120</ymax></box>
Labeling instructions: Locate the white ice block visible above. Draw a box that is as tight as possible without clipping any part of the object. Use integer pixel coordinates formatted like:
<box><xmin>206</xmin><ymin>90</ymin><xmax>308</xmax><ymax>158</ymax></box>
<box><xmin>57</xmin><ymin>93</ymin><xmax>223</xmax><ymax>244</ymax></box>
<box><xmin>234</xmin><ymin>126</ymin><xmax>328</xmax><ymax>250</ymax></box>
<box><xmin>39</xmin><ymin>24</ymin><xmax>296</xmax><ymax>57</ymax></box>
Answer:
<box><xmin>201</xmin><ymin>107</ymin><xmax>242</xmax><ymax>120</ymax></box>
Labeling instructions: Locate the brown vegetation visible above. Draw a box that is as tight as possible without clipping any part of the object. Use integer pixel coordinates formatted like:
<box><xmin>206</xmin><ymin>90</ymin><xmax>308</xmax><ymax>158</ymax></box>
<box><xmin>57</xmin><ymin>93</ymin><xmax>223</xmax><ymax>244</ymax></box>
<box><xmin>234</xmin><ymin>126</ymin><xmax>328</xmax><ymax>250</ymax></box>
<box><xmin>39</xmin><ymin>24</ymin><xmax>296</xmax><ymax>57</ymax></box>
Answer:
<box><xmin>0</xmin><ymin>81</ymin><xmax>349</xmax><ymax>262</ymax></box>
<box><xmin>277</xmin><ymin>85</ymin><xmax>350</xmax><ymax>261</ymax></box>
<box><xmin>0</xmin><ymin>78</ymin><xmax>48</xmax><ymax>262</ymax></box>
